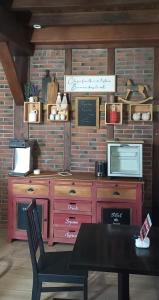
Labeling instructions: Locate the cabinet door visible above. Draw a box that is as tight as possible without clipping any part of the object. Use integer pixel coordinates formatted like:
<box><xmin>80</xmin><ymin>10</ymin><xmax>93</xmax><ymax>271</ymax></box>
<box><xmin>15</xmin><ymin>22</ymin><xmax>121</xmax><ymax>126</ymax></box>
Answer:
<box><xmin>13</xmin><ymin>197</ymin><xmax>48</xmax><ymax>241</ymax></box>
<box><xmin>97</xmin><ymin>202</ymin><xmax>137</xmax><ymax>225</ymax></box>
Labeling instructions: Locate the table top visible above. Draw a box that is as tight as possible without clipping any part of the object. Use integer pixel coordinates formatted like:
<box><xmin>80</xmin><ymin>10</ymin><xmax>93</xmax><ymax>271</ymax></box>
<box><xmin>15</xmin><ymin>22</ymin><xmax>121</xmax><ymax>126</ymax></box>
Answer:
<box><xmin>70</xmin><ymin>223</ymin><xmax>159</xmax><ymax>276</ymax></box>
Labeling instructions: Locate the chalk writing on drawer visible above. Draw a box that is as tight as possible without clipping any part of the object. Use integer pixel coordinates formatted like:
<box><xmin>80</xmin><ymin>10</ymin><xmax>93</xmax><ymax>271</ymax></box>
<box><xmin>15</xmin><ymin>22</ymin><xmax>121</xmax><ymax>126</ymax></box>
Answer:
<box><xmin>68</xmin><ymin>203</ymin><xmax>78</xmax><ymax>210</ymax></box>
<box><xmin>65</xmin><ymin>231</ymin><xmax>77</xmax><ymax>239</ymax></box>
<box><xmin>65</xmin><ymin>218</ymin><xmax>78</xmax><ymax>225</ymax></box>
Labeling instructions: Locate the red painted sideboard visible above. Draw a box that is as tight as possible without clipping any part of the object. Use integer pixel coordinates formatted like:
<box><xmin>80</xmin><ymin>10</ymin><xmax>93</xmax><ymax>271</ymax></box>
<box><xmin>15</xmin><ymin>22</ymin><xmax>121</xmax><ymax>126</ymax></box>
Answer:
<box><xmin>8</xmin><ymin>173</ymin><xmax>144</xmax><ymax>245</ymax></box>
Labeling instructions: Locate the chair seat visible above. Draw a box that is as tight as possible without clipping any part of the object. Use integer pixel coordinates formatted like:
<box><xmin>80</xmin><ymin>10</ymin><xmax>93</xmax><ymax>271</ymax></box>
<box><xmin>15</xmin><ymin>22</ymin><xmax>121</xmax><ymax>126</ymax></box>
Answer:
<box><xmin>38</xmin><ymin>251</ymin><xmax>88</xmax><ymax>283</ymax></box>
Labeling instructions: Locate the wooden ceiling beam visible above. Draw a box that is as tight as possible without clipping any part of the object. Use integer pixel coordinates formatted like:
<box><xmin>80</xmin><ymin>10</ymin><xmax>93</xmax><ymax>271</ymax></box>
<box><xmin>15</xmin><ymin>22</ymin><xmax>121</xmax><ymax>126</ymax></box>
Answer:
<box><xmin>12</xmin><ymin>0</ymin><xmax>159</xmax><ymax>12</ymax></box>
<box><xmin>0</xmin><ymin>6</ymin><xmax>34</xmax><ymax>55</ymax></box>
<box><xmin>31</xmin><ymin>24</ymin><xmax>159</xmax><ymax>45</ymax></box>
<box><xmin>30</xmin><ymin>10</ymin><xmax>159</xmax><ymax>26</ymax></box>
<box><xmin>0</xmin><ymin>42</ymin><xmax>25</xmax><ymax>106</ymax></box>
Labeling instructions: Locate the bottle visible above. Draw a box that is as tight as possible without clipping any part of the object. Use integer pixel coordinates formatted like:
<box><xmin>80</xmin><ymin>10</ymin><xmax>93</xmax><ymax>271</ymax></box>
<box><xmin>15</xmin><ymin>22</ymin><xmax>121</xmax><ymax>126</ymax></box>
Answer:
<box><xmin>42</xmin><ymin>70</ymin><xmax>51</xmax><ymax>103</ymax></box>
<box><xmin>56</xmin><ymin>92</ymin><xmax>61</xmax><ymax>110</ymax></box>
<box><xmin>61</xmin><ymin>93</ymin><xmax>68</xmax><ymax>110</ymax></box>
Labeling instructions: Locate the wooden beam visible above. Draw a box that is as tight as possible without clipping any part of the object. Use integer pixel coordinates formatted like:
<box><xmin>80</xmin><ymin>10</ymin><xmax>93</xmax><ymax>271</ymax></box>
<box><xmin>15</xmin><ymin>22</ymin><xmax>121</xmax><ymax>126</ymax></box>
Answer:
<box><xmin>34</xmin><ymin>41</ymin><xmax>159</xmax><ymax>49</ymax></box>
<box><xmin>15</xmin><ymin>56</ymin><xmax>29</xmax><ymax>85</ymax></box>
<box><xmin>107</xmin><ymin>48</ymin><xmax>115</xmax><ymax>140</ymax></box>
<box><xmin>0</xmin><ymin>42</ymin><xmax>25</xmax><ymax>106</ymax></box>
<box><xmin>12</xmin><ymin>0</ymin><xmax>159</xmax><ymax>11</ymax></box>
<box><xmin>64</xmin><ymin>49</ymin><xmax>72</xmax><ymax>171</ymax></box>
<box><xmin>30</xmin><ymin>10</ymin><xmax>159</xmax><ymax>26</ymax></box>
<box><xmin>14</xmin><ymin>56</ymin><xmax>29</xmax><ymax>138</ymax></box>
<box><xmin>0</xmin><ymin>6</ymin><xmax>34</xmax><ymax>55</ymax></box>
<box><xmin>152</xmin><ymin>47</ymin><xmax>159</xmax><ymax>225</ymax></box>
<box><xmin>31</xmin><ymin>24</ymin><xmax>159</xmax><ymax>45</ymax></box>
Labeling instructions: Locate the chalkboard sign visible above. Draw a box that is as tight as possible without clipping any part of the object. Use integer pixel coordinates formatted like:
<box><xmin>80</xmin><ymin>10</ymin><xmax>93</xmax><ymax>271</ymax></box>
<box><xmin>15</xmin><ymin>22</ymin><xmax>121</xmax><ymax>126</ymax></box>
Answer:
<box><xmin>102</xmin><ymin>208</ymin><xmax>131</xmax><ymax>225</ymax></box>
<box><xmin>75</xmin><ymin>97</ymin><xmax>99</xmax><ymax>128</ymax></box>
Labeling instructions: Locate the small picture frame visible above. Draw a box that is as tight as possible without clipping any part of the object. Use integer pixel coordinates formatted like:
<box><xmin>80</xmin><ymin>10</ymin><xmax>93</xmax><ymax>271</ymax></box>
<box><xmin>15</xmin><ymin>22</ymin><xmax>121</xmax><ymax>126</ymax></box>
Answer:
<box><xmin>75</xmin><ymin>97</ymin><xmax>99</xmax><ymax>129</ymax></box>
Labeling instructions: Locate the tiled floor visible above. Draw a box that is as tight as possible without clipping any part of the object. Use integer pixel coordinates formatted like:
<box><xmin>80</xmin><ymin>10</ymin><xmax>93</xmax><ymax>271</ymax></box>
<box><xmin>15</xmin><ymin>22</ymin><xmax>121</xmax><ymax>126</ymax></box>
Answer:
<box><xmin>0</xmin><ymin>229</ymin><xmax>159</xmax><ymax>299</ymax></box>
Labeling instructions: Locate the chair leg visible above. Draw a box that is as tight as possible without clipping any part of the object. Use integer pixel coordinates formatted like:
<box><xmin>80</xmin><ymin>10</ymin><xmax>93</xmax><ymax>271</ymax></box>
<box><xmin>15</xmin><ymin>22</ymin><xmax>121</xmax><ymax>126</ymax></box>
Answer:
<box><xmin>36</xmin><ymin>282</ymin><xmax>41</xmax><ymax>300</ymax></box>
<box><xmin>32</xmin><ymin>278</ymin><xmax>41</xmax><ymax>300</ymax></box>
<box><xmin>84</xmin><ymin>279</ymin><xmax>88</xmax><ymax>300</ymax></box>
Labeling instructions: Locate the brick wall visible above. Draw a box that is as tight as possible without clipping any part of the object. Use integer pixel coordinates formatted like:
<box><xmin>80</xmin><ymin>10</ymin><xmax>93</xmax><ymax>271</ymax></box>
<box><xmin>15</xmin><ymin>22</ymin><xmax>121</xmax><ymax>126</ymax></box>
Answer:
<box><xmin>0</xmin><ymin>47</ymin><xmax>154</xmax><ymax>226</ymax></box>
<box><xmin>0</xmin><ymin>63</ymin><xmax>14</xmax><ymax>227</ymax></box>
<box><xmin>115</xmin><ymin>48</ymin><xmax>154</xmax><ymax>209</ymax></box>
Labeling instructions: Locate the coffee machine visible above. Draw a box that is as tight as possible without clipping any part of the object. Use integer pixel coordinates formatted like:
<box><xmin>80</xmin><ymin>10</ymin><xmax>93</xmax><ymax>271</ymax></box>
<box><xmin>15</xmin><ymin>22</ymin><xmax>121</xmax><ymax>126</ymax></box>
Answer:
<box><xmin>8</xmin><ymin>139</ymin><xmax>34</xmax><ymax>176</ymax></box>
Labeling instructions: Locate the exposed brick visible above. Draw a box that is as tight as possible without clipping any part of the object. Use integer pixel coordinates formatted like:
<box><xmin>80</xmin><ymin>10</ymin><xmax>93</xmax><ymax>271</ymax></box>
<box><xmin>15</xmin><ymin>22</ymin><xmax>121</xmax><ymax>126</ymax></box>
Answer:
<box><xmin>0</xmin><ymin>47</ymin><xmax>154</xmax><ymax>226</ymax></box>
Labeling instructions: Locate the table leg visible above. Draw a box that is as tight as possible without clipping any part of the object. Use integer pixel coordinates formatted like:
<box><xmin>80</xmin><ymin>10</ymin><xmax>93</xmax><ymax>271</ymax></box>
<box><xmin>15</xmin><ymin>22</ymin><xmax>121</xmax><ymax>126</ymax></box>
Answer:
<box><xmin>118</xmin><ymin>272</ymin><xmax>129</xmax><ymax>300</ymax></box>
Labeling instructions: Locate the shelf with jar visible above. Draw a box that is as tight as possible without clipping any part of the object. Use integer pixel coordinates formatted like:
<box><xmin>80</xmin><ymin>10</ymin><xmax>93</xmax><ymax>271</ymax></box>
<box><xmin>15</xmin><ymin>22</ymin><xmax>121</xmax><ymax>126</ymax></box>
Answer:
<box><xmin>47</xmin><ymin>92</ymin><xmax>69</xmax><ymax>122</ymax></box>
<box><xmin>105</xmin><ymin>103</ymin><xmax>123</xmax><ymax>124</ymax></box>
<box><xmin>129</xmin><ymin>104</ymin><xmax>153</xmax><ymax>122</ymax></box>
<box><xmin>23</xmin><ymin>102</ymin><xmax>42</xmax><ymax>123</ymax></box>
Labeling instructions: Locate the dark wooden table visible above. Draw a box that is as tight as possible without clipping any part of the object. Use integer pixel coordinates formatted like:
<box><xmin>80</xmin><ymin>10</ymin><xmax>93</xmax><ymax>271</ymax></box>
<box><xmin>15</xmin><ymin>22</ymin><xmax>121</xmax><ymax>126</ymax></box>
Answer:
<box><xmin>70</xmin><ymin>223</ymin><xmax>159</xmax><ymax>300</ymax></box>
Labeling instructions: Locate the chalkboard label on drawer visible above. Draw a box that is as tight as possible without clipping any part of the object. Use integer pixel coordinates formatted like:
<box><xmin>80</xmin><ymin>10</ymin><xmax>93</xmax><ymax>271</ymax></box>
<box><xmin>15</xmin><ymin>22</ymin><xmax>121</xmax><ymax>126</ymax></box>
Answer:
<box><xmin>102</xmin><ymin>208</ymin><xmax>131</xmax><ymax>225</ymax></box>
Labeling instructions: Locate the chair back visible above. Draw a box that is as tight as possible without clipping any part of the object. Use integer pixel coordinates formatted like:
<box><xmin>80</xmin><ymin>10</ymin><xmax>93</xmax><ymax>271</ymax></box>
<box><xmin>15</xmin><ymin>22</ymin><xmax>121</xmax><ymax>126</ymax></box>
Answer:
<box><xmin>25</xmin><ymin>199</ymin><xmax>45</xmax><ymax>275</ymax></box>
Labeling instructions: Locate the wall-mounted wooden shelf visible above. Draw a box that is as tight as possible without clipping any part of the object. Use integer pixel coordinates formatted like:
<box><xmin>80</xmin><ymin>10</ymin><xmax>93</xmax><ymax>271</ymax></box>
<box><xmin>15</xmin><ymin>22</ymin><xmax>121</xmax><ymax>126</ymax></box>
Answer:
<box><xmin>47</xmin><ymin>104</ymin><xmax>69</xmax><ymax>122</ymax></box>
<box><xmin>23</xmin><ymin>102</ymin><xmax>42</xmax><ymax>123</ymax></box>
<box><xmin>105</xmin><ymin>103</ymin><xmax>123</xmax><ymax>124</ymax></box>
<box><xmin>129</xmin><ymin>104</ymin><xmax>153</xmax><ymax>121</ymax></box>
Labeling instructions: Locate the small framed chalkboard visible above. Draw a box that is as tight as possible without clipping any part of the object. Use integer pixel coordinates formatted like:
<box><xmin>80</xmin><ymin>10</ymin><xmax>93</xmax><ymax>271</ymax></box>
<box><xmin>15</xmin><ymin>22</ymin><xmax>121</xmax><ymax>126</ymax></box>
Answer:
<box><xmin>75</xmin><ymin>97</ymin><xmax>99</xmax><ymax>128</ymax></box>
<box><xmin>102</xmin><ymin>208</ymin><xmax>131</xmax><ymax>225</ymax></box>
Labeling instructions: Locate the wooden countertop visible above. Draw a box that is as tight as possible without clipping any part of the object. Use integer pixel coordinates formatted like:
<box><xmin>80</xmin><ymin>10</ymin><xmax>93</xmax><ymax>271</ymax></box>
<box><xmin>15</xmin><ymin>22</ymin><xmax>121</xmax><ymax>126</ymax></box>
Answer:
<box><xmin>27</xmin><ymin>171</ymin><xmax>144</xmax><ymax>183</ymax></box>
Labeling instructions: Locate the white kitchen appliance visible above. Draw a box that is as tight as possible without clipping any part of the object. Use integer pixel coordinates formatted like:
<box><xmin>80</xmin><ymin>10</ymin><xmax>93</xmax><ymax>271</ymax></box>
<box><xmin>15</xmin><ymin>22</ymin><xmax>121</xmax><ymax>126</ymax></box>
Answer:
<box><xmin>9</xmin><ymin>139</ymin><xmax>34</xmax><ymax>176</ymax></box>
<box><xmin>107</xmin><ymin>141</ymin><xmax>143</xmax><ymax>179</ymax></box>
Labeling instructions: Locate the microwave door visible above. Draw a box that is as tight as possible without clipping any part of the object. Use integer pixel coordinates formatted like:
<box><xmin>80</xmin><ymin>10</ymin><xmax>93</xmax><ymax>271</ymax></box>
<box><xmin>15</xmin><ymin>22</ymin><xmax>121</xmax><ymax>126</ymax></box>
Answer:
<box><xmin>110</xmin><ymin>145</ymin><xmax>142</xmax><ymax>177</ymax></box>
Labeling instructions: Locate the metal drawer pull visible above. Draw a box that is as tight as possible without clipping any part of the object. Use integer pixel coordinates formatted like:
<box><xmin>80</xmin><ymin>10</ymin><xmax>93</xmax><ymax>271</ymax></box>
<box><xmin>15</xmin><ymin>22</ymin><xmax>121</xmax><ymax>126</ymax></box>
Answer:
<box><xmin>27</xmin><ymin>187</ymin><xmax>34</xmax><ymax>192</ymax></box>
<box><xmin>69</xmin><ymin>189</ymin><xmax>76</xmax><ymax>195</ymax></box>
<box><xmin>113</xmin><ymin>191</ymin><xmax>120</xmax><ymax>196</ymax></box>
<box><xmin>69</xmin><ymin>216</ymin><xmax>76</xmax><ymax>219</ymax></box>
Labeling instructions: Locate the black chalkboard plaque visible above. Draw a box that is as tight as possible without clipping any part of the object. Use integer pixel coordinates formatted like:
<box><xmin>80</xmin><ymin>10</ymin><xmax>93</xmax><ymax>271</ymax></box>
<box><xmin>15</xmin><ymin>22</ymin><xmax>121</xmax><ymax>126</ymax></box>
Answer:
<box><xmin>102</xmin><ymin>208</ymin><xmax>131</xmax><ymax>225</ymax></box>
<box><xmin>75</xmin><ymin>97</ymin><xmax>99</xmax><ymax>128</ymax></box>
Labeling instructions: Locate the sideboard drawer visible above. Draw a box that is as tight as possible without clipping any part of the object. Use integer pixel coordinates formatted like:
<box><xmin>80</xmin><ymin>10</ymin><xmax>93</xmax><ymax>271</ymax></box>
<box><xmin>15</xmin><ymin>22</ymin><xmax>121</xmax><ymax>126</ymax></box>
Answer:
<box><xmin>53</xmin><ymin>213</ymin><xmax>91</xmax><ymax>227</ymax></box>
<box><xmin>54</xmin><ymin>185</ymin><xmax>92</xmax><ymax>199</ymax></box>
<box><xmin>12</xmin><ymin>183</ymin><xmax>49</xmax><ymax>197</ymax></box>
<box><xmin>54</xmin><ymin>200</ymin><xmax>92</xmax><ymax>213</ymax></box>
<box><xmin>54</xmin><ymin>228</ymin><xmax>79</xmax><ymax>243</ymax></box>
<box><xmin>96</xmin><ymin>186</ymin><xmax>136</xmax><ymax>202</ymax></box>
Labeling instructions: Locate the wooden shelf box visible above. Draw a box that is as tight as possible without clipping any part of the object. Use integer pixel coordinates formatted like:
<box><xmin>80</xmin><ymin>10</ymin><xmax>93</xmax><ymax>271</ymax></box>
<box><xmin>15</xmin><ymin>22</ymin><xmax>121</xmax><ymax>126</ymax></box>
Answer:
<box><xmin>24</xmin><ymin>102</ymin><xmax>42</xmax><ymax>123</ymax></box>
<box><xmin>129</xmin><ymin>104</ymin><xmax>153</xmax><ymax>121</ymax></box>
<box><xmin>105</xmin><ymin>103</ymin><xmax>123</xmax><ymax>124</ymax></box>
<box><xmin>47</xmin><ymin>104</ymin><xmax>69</xmax><ymax>122</ymax></box>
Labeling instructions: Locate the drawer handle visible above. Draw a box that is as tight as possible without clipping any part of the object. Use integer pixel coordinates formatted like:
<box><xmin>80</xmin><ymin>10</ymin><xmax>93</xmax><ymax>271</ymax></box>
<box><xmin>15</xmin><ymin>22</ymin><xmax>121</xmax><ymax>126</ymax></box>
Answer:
<box><xmin>69</xmin><ymin>189</ymin><xmax>76</xmax><ymax>195</ymax></box>
<box><xmin>27</xmin><ymin>187</ymin><xmax>34</xmax><ymax>192</ymax></box>
<box><xmin>69</xmin><ymin>216</ymin><xmax>76</xmax><ymax>220</ymax></box>
<box><xmin>113</xmin><ymin>191</ymin><xmax>120</xmax><ymax>196</ymax></box>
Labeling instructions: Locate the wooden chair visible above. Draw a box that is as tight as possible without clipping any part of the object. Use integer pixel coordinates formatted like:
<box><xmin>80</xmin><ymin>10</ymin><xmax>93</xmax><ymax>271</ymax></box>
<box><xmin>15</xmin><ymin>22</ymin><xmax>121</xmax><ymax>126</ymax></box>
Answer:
<box><xmin>25</xmin><ymin>199</ymin><xmax>88</xmax><ymax>300</ymax></box>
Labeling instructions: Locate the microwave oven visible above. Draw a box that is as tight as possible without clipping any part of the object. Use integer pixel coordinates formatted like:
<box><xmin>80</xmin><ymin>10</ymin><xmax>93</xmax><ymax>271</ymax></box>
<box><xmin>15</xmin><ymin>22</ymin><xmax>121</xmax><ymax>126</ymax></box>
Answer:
<box><xmin>107</xmin><ymin>142</ymin><xmax>143</xmax><ymax>178</ymax></box>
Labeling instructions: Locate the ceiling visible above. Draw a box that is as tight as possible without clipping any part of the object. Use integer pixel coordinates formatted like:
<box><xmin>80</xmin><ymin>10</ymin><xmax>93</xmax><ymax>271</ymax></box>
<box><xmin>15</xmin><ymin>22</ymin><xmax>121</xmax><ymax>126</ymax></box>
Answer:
<box><xmin>10</xmin><ymin>0</ymin><xmax>159</xmax><ymax>27</ymax></box>
<box><xmin>1</xmin><ymin>0</ymin><xmax>159</xmax><ymax>55</ymax></box>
